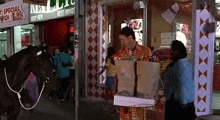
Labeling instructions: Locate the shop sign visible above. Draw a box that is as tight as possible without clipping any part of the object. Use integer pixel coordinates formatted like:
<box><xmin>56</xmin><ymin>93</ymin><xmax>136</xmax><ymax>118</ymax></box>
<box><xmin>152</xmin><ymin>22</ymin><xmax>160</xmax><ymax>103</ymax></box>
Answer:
<box><xmin>0</xmin><ymin>0</ymin><xmax>29</xmax><ymax>29</ymax></box>
<box><xmin>161</xmin><ymin>32</ymin><xmax>173</xmax><ymax>45</ymax></box>
<box><xmin>30</xmin><ymin>0</ymin><xmax>75</xmax><ymax>22</ymax></box>
<box><xmin>70</xmin><ymin>26</ymin><xmax>75</xmax><ymax>34</ymax></box>
<box><xmin>23</xmin><ymin>0</ymin><xmax>47</xmax><ymax>6</ymax></box>
<box><xmin>0</xmin><ymin>6</ymin><xmax>25</xmax><ymax>23</ymax></box>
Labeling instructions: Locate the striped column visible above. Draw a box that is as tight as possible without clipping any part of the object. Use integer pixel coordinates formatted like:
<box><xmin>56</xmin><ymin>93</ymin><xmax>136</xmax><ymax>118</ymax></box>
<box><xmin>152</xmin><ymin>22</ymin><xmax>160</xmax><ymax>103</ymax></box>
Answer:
<box><xmin>193</xmin><ymin>0</ymin><xmax>215</xmax><ymax>116</ymax></box>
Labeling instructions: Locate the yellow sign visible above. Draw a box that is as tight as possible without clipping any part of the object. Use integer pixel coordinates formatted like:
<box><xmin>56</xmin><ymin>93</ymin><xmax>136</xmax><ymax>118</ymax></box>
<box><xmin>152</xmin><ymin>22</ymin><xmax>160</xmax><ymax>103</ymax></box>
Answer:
<box><xmin>23</xmin><ymin>0</ymin><xmax>47</xmax><ymax>6</ymax></box>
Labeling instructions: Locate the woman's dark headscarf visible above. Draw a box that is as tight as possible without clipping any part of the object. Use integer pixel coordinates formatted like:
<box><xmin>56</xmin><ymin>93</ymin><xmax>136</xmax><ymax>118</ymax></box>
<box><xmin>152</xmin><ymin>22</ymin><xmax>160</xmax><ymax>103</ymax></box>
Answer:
<box><xmin>166</xmin><ymin>40</ymin><xmax>187</xmax><ymax>68</ymax></box>
<box><xmin>171</xmin><ymin>40</ymin><xmax>187</xmax><ymax>60</ymax></box>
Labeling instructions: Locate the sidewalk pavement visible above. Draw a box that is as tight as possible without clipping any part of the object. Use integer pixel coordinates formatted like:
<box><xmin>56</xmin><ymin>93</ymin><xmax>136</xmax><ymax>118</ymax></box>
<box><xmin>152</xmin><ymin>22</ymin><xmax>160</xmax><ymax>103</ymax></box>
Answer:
<box><xmin>17</xmin><ymin>94</ymin><xmax>119</xmax><ymax>120</ymax></box>
<box><xmin>8</xmin><ymin>91</ymin><xmax>220</xmax><ymax>120</ymax></box>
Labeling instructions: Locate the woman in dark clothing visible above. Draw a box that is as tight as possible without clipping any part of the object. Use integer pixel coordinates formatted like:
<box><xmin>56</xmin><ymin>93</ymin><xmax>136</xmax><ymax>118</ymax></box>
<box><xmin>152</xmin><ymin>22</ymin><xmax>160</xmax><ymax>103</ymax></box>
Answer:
<box><xmin>54</xmin><ymin>46</ymin><xmax>72</xmax><ymax>103</ymax></box>
<box><xmin>162</xmin><ymin>40</ymin><xmax>197</xmax><ymax>120</ymax></box>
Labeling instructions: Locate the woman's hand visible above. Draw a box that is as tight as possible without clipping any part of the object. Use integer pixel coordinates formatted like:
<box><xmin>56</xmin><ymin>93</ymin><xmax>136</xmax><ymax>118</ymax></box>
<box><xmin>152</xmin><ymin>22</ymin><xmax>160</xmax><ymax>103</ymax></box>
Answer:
<box><xmin>97</xmin><ymin>66</ymin><xmax>108</xmax><ymax>77</ymax></box>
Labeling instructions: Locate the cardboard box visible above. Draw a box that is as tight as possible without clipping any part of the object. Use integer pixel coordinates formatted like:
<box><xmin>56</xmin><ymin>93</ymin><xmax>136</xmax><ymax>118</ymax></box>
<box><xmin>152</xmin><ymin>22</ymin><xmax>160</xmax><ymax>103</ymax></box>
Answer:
<box><xmin>114</xmin><ymin>95</ymin><xmax>155</xmax><ymax>107</ymax></box>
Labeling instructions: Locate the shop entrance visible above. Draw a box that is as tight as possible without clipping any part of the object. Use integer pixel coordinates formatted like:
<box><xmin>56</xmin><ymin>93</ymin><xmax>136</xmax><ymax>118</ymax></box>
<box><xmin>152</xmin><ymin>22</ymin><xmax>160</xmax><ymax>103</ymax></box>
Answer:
<box><xmin>43</xmin><ymin>17</ymin><xmax>74</xmax><ymax>55</ymax></box>
<box><xmin>98</xmin><ymin>1</ymin><xmax>144</xmax><ymax>100</ymax></box>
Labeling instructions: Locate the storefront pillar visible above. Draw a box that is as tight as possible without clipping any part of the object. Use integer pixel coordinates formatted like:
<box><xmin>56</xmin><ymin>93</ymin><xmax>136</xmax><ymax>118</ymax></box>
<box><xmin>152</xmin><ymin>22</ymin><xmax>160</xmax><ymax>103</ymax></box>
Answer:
<box><xmin>192</xmin><ymin>0</ymin><xmax>215</xmax><ymax>116</ymax></box>
<box><xmin>143</xmin><ymin>0</ymin><xmax>148</xmax><ymax>46</ymax></box>
<box><xmin>7</xmin><ymin>28</ymin><xmax>14</xmax><ymax>57</ymax></box>
<box><xmin>34</xmin><ymin>24</ymin><xmax>41</xmax><ymax>46</ymax></box>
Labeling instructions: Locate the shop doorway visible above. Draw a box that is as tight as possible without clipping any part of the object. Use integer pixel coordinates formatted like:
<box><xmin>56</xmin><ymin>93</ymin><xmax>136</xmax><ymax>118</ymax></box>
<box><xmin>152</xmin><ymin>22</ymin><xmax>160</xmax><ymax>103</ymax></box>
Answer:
<box><xmin>43</xmin><ymin>17</ymin><xmax>74</xmax><ymax>55</ymax></box>
<box><xmin>98</xmin><ymin>1</ymin><xmax>144</xmax><ymax>99</ymax></box>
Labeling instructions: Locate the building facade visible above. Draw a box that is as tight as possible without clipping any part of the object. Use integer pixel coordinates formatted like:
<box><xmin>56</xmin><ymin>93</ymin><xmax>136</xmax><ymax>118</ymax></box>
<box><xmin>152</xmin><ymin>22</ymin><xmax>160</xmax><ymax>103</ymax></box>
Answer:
<box><xmin>84</xmin><ymin>0</ymin><xmax>217</xmax><ymax>117</ymax></box>
<box><xmin>0</xmin><ymin>0</ymin><xmax>30</xmax><ymax>58</ymax></box>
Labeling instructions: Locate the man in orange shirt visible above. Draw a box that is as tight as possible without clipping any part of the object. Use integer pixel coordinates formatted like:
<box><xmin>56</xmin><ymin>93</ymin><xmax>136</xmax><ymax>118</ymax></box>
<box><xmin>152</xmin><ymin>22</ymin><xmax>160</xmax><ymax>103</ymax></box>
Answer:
<box><xmin>112</xmin><ymin>26</ymin><xmax>152</xmax><ymax>61</ymax></box>
<box><xmin>113</xmin><ymin>26</ymin><xmax>152</xmax><ymax>119</ymax></box>
<box><xmin>112</xmin><ymin>26</ymin><xmax>152</xmax><ymax>96</ymax></box>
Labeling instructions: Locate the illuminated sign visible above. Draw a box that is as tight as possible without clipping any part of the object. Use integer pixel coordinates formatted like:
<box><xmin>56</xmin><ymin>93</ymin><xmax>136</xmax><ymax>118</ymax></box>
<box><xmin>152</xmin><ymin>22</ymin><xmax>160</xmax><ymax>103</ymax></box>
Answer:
<box><xmin>0</xmin><ymin>5</ymin><xmax>25</xmax><ymax>23</ymax></box>
<box><xmin>30</xmin><ymin>0</ymin><xmax>75</xmax><ymax>22</ymax></box>
<box><xmin>70</xmin><ymin>26</ymin><xmax>74</xmax><ymax>34</ymax></box>
<box><xmin>69</xmin><ymin>23</ymin><xmax>74</xmax><ymax>34</ymax></box>
<box><xmin>0</xmin><ymin>0</ymin><xmax>29</xmax><ymax>29</ymax></box>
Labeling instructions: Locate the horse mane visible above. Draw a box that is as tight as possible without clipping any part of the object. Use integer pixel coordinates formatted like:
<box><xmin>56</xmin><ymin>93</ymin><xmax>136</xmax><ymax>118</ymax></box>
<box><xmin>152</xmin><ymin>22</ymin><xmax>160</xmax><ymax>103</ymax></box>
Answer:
<box><xmin>10</xmin><ymin>46</ymin><xmax>40</xmax><ymax>58</ymax></box>
<box><xmin>4</xmin><ymin>46</ymin><xmax>40</xmax><ymax>71</ymax></box>
<box><xmin>0</xmin><ymin>46</ymin><xmax>41</xmax><ymax>90</ymax></box>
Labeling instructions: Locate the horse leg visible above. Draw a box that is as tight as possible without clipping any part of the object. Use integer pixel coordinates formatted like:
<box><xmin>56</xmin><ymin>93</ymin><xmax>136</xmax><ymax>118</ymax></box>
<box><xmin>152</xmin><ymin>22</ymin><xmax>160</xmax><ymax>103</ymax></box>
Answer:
<box><xmin>7</xmin><ymin>106</ymin><xmax>20</xmax><ymax>120</ymax></box>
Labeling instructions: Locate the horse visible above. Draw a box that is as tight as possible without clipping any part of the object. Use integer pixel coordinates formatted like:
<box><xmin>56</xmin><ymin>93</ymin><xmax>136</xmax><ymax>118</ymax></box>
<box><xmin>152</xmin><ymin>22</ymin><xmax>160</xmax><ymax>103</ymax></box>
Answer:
<box><xmin>0</xmin><ymin>45</ymin><xmax>57</xmax><ymax>120</ymax></box>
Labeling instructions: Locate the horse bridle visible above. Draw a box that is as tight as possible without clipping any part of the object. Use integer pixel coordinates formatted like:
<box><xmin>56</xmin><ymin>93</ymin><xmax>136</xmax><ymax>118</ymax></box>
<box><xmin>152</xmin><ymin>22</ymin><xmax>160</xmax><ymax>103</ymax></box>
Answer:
<box><xmin>3</xmin><ymin>49</ymin><xmax>54</xmax><ymax>110</ymax></box>
<box><xmin>3</xmin><ymin>51</ymin><xmax>47</xmax><ymax>110</ymax></box>
<box><xmin>36</xmin><ymin>50</ymin><xmax>53</xmax><ymax>84</ymax></box>
<box><xmin>40</xmin><ymin>70</ymin><xmax>51</xmax><ymax>84</ymax></box>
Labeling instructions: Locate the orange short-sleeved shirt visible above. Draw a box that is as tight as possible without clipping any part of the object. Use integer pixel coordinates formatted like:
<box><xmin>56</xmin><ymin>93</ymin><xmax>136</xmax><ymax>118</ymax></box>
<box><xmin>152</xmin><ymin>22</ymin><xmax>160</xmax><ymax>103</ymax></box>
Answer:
<box><xmin>112</xmin><ymin>43</ymin><xmax>152</xmax><ymax>61</ymax></box>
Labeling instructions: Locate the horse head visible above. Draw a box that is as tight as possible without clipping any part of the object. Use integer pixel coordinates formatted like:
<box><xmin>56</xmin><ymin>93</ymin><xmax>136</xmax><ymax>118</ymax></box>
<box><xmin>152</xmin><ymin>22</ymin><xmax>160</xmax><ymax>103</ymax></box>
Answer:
<box><xmin>27</xmin><ymin>46</ymin><xmax>57</xmax><ymax>85</ymax></box>
<box><xmin>0</xmin><ymin>46</ymin><xmax>58</xmax><ymax>119</ymax></box>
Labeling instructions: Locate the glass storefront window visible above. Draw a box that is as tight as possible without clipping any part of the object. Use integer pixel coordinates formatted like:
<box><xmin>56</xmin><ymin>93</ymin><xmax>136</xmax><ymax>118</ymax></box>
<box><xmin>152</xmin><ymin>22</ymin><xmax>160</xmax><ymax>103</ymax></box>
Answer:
<box><xmin>14</xmin><ymin>24</ymin><xmax>35</xmax><ymax>53</ymax></box>
<box><xmin>213</xmin><ymin>0</ymin><xmax>220</xmax><ymax>108</ymax></box>
<box><xmin>0</xmin><ymin>30</ymin><xmax>7</xmax><ymax>59</ymax></box>
<box><xmin>215</xmin><ymin>21</ymin><xmax>220</xmax><ymax>64</ymax></box>
<box><xmin>175</xmin><ymin>23</ymin><xmax>192</xmax><ymax>61</ymax></box>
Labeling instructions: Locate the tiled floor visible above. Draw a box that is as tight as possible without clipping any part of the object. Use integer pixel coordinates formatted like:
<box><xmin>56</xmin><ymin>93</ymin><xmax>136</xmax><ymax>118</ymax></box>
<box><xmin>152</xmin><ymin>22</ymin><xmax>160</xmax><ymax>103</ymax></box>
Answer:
<box><xmin>195</xmin><ymin>115</ymin><xmax>220</xmax><ymax>120</ymax></box>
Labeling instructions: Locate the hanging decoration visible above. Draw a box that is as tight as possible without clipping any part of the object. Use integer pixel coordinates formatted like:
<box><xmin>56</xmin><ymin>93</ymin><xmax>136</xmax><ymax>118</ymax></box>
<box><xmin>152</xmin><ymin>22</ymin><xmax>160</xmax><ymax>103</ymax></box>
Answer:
<box><xmin>124</xmin><ymin>18</ymin><xmax>131</xmax><ymax>27</ymax></box>
<box><xmin>161</xmin><ymin>3</ymin><xmax>180</xmax><ymax>24</ymax></box>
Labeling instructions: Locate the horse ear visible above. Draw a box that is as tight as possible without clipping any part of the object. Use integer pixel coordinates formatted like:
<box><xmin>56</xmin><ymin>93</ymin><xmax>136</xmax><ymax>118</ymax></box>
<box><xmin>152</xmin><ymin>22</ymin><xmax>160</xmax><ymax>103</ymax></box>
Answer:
<box><xmin>28</xmin><ymin>45</ymin><xmax>33</xmax><ymax>48</ymax></box>
<box><xmin>3</xmin><ymin>54</ymin><xmax>7</xmax><ymax>59</ymax></box>
<box><xmin>36</xmin><ymin>50</ymin><xmax>43</xmax><ymax>56</ymax></box>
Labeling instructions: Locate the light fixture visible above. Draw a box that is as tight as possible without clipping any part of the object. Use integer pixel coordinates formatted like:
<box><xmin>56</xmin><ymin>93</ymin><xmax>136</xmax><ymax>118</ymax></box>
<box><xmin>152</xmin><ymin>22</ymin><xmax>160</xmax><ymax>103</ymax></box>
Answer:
<box><xmin>133</xmin><ymin>1</ymin><xmax>145</xmax><ymax>9</ymax></box>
